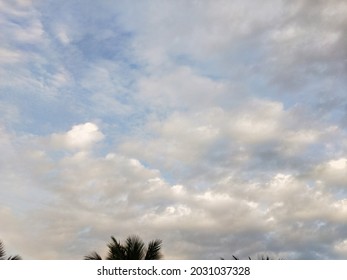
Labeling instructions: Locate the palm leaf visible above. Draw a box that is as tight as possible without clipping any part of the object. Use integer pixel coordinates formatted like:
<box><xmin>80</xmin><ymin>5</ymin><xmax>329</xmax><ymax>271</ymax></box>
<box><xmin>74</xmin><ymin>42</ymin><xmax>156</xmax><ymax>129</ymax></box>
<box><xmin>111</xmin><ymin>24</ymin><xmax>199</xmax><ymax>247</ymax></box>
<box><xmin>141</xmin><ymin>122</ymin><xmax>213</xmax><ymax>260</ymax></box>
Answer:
<box><xmin>125</xmin><ymin>235</ymin><xmax>145</xmax><ymax>260</ymax></box>
<box><xmin>7</xmin><ymin>255</ymin><xmax>21</xmax><ymax>260</ymax></box>
<box><xmin>106</xmin><ymin>236</ymin><xmax>126</xmax><ymax>260</ymax></box>
<box><xmin>0</xmin><ymin>241</ymin><xmax>5</xmax><ymax>260</ymax></box>
<box><xmin>144</xmin><ymin>239</ymin><xmax>162</xmax><ymax>260</ymax></box>
<box><xmin>0</xmin><ymin>240</ymin><xmax>21</xmax><ymax>260</ymax></box>
<box><xmin>84</xmin><ymin>251</ymin><xmax>102</xmax><ymax>260</ymax></box>
<box><xmin>85</xmin><ymin>235</ymin><xmax>163</xmax><ymax>260</ymax></box>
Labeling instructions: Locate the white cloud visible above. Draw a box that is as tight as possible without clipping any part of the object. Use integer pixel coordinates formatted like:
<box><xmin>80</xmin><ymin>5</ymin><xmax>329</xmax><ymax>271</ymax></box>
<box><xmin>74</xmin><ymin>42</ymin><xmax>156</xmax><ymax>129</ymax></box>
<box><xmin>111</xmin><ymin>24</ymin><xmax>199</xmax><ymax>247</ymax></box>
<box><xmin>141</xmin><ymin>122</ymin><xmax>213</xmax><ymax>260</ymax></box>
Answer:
<box><xmin>120</xmin><ymin>97</ymin><xmax>328</xmax><ymax>181</ymax></box>
<box><xmin>311</xmin><ymin>158</ymin><xmax>347</xmax><ymax>188</ymax></box>
<box><xmin>50</xmin><ymin>123</ymin><xmax>104</xmax><ymax>151</ymax></box>
<box><xmin>334</xmin><ymin>239</ymin><xmax>347</xmax><ymax>256</ymax></box>
<box><xmin>14</xmin><ymin>18</ymin><xmax>44</xmax><ymax>43</ymax></box>
<box><xmin>0</xmin><ymin>48</ymin><xmax>22</xmax><ymax>64</ymax></box>
<box><xmin>226</xmin><ymin>99</ymin><xmax>284</xmax><ymax>144</ymax></box>
<box><xmin>328</xmin><ymin>158</ymin><xmax>347</xmax><ymax>170</ymax></box>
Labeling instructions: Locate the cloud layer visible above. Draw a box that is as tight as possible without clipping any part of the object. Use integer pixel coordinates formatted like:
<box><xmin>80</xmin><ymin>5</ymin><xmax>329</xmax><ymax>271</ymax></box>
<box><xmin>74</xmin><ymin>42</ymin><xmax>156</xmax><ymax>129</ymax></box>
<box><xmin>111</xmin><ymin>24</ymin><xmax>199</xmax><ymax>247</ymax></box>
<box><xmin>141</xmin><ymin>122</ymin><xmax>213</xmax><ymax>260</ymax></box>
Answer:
<box><xmin>1</xmin><ymin>0</ymin><xmax>347</xmax><ymax>259</ymax></box>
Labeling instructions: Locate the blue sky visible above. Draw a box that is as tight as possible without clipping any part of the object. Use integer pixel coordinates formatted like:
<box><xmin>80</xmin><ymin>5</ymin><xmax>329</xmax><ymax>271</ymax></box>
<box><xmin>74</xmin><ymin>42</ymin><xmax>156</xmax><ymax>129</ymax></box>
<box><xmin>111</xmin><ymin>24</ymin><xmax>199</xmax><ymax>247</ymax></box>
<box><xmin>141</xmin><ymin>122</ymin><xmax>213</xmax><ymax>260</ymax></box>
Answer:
<box><xmin>1</xmin><ymin>0</ymin><xmax>347</xmax><ymax>259</ymax></box>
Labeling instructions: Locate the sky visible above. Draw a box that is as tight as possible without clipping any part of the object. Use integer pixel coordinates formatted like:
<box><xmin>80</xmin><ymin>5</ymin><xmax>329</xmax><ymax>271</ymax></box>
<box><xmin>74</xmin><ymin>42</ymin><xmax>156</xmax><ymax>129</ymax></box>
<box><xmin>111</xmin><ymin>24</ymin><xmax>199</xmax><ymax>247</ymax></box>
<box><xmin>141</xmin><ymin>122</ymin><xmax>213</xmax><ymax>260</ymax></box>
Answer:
<box><xmin>1</xmin><ymin>0</ymin><xmax>347</xmax><ymax>260</ymax></box>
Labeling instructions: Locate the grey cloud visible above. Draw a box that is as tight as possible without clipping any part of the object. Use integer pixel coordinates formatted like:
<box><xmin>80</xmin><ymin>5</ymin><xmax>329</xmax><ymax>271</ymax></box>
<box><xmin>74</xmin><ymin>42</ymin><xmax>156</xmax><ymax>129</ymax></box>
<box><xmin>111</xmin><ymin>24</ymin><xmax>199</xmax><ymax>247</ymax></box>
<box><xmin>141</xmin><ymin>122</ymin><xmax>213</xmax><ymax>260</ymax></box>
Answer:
<box><xmin>2</xmin><ymin>126</ymin><xmax>347</xmax><ymax>259</ymax></box>
<box><xmin>266</xmin><ymin>0</ymin><xmax>347</xmax><ymax>90</ymax></box>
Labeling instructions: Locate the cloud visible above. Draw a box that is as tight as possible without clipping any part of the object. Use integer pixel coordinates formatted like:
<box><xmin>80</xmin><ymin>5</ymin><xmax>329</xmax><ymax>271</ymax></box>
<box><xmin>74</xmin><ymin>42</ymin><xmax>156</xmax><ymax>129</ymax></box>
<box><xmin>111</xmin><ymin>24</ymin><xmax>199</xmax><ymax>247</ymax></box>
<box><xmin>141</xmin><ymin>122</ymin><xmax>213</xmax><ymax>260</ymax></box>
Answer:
<box><xmin>1</xmin><ymin>0</ymin><xmax>347</xmax><ymax>260</ymax></box>
<box><xmin>265</xmin><ymin>0</ymin><xmax>347</xmax><ymax>90</ymax></box>
<box><xmin>311</xmin><ymin>158</ymin><xmax>347</xmax><ymax>189</ymax></box>
<box><xmin>0</xmin><ymin>48</ymin><xmax>22</xmax><ymax>64</ymax></box>
<box><xmin>119</xmin><ymin>0</ymin><xmax>283</xmax><ymax>62</ymax></box>
<box><xmin>137</xmin><ymin>66</ymin><xmax>226</xmax><ymax>111</ymax></box>
<box><xmin>120</xmin><ymin>96</ymin><xmax>334</xmax><ymax>183</ymax></box>
<box><xmin>1</xmin><ymin>119</ymin><xmax>347</xmax><ymax>260</ymax></box>
<box><xmin>50</xmin><ymin>123</ymin><xmax>104</xmax><ymax>151</ymax></box>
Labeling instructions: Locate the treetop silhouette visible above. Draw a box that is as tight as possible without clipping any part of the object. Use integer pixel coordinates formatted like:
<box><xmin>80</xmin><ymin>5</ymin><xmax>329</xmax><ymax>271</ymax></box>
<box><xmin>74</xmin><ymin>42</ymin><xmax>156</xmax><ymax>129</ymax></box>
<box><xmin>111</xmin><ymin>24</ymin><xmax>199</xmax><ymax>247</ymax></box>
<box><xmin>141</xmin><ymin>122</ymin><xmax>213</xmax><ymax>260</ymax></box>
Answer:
<box><xmin>85</xmin><ymin>235</ymin><xmax>163</xmax><ymax>260</ymax></box>
<box><xmin>0</xmin><ymin>240</ymin><xmax>21</xmax><ymax>260</ymax></box>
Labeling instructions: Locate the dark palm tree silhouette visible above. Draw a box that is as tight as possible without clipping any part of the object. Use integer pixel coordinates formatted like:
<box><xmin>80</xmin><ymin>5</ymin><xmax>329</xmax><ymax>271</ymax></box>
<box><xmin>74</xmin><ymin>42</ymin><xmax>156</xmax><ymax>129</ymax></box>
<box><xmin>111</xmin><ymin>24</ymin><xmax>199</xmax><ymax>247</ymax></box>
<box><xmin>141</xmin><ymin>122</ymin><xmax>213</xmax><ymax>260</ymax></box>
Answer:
<box><xmin>0</xmin><ymin>240</ymin><xmax>21</xmax><ymax>260</ymax></box>
<box><xmin>85</xmin><ymin>235</ymin><xmax>163</xmax><ymax>260</ymax></box>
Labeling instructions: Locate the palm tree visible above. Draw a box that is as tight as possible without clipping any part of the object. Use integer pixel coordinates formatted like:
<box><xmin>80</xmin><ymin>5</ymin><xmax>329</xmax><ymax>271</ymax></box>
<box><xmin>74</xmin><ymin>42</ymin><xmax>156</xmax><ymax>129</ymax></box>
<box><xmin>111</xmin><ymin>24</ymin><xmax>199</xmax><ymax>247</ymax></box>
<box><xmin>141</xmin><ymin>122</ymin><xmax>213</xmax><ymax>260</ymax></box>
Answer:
<box><xmin>85</xmin><ymin>235</ymin><xmax>163</xmax><ymax>260</ymax></box>
<box><xmin>0</xmin><ymin>240</ymin><xmax>21</xmax><ymax>260</ymax></box>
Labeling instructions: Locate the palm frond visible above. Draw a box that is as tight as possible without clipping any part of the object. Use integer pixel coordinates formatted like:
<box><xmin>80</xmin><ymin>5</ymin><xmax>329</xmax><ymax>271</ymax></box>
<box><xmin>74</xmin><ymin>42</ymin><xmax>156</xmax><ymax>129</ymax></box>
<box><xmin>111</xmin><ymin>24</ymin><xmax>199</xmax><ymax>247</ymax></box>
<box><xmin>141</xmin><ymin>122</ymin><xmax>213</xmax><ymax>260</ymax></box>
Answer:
<box><xmin>8</xmin><ymin>255</ymin><xmax>21</xmax><ymax>260</ymax></box>
<box><xmin>0</xmin><ymin>241</ymin><xmax>5</xmax><ymax>260</ymax></box>
<box><xmin>125</xmin><ymin>235</ymin><xmax>145</xmax><ymax>260</ymax></box>
<box><xmin>86</xmin><ymin>235</ymin><xmax>164</xmax><ymax>260</ymax></box>
<box><xmin>144</xmin><ymin>239</ymin><xmax>162</xmax><ymax>260</ymax></box>
<box><xmin>84</xmin><ymin>251</ymin><xmax>102</xmax><ymax>260</ymax></box>
<box><xmin>106</xmin><ymin>236</ymin><xmax>126</xmax><ymax>260</ymax></box>
<box><xmin>0</xmin><ymin>240</ymin><xmax>21</xmax><ymax>260</ymax></box>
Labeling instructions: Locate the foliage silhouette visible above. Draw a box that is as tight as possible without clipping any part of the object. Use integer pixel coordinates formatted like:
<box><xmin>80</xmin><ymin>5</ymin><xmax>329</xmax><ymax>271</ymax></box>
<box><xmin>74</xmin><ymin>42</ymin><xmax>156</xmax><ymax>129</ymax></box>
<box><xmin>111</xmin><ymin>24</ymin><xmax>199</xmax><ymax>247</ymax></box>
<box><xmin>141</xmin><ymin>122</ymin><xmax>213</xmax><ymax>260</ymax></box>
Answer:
<box><xmin>0</xmin><ymin>240</ymin><xmax>21</xmax><ymax>260</ymax></box>
<box><xmin>221</xmin><ymin>255</ymin><xmax>281</xmax><ymax>260</ymax></box>
<box><xmin>85</xmin><ymin>235</ymin><xmax>163</xmax><ymax>260</ymax></box>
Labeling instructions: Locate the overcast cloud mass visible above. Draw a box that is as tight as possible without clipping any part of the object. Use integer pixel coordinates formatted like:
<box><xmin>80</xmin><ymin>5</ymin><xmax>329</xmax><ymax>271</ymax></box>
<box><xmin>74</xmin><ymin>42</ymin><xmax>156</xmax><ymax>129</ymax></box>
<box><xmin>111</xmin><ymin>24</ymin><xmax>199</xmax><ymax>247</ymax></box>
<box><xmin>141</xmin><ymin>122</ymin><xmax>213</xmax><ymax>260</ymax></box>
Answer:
<box><xmin>1</xmin><ymin>0</ymin><xmax>347</xmax><ymax>259</ymax></box>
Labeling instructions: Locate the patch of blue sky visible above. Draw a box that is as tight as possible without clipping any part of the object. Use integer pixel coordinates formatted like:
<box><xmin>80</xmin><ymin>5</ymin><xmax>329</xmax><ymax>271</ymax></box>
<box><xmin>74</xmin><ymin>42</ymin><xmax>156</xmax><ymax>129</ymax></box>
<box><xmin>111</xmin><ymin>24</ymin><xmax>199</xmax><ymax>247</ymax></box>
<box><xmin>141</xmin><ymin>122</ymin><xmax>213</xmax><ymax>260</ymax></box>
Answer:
<box><xmin>1</xmin><ymin>5</ymin><xmax>33</xmax><ymax>28</ymax></box>
<box><xmin>332</xmin><ymin>188</ymin><xmax>347</xmax><ymax>201</ymax></box>
<box><xmin>25</xmin><ymin>63</ymin><xmax>58</xmax><ymax>88</ymax></box>
<box><xmin>1</xmin><ymin>83</ymin><xmax>82</xmax><ymax>135</ymax></box>
<box><xmin>154</xmin><ymin>165</ymin><xmax>187</xmax><ymax>187</ymax></box>
<box><xmin>79</xmin><ymin>68</ymin><xmax>141</xmax><ymax>118</ymax></box>
<box><xmin>4</xmin><ymin>34</ymin><xmax>41</xmax><ymax>57</ymax></box>
<box><xmin>74</xmin><ymin>30</ymin><xmax>133</xmax><ymax>61</ymax></box>
<box><xmin>5</xmin><ymin>56</ymin><xmax>140</xmax><ymax>137</ymax></box>
<box><xmin>293</xmin><ymin>86</ymin><xmax>346</xmax><ymax>127</ymax></box>
<box><xmin>57</xmin><ymin>33</ymin><xmax>140</xmax><ymax>96</ymax></box>
<box><xmin>37</xmin><ymin>3</ymin><xmax>139</xmax><ymax>72</ymax></box>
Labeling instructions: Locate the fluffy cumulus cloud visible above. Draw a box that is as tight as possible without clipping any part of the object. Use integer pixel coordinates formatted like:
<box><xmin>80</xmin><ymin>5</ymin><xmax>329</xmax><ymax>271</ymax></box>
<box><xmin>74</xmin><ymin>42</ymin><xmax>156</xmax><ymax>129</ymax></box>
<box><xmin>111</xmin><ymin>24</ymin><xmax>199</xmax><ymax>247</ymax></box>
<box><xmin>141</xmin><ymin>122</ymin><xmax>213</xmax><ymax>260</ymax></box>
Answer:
<box><xmin>50</xmin><ymin>122</ymin><xmax>104</xmax><ymax>150</ymax></box>
<box><xmin>1</xmin><ymin>0</ymin><xmax>347</xmax><ymax>260</ymax></box>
